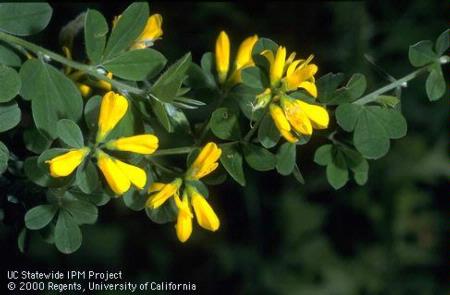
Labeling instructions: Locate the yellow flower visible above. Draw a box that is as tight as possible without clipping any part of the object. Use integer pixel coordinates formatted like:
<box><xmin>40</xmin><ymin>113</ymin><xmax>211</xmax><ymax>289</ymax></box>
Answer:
<box><xmin>106</xmin><ymin>134</ymin><xmax>159</xmax><ymax>155</ymax></box>
<box><xmin>146</xmin><ymin>178</ymin><xmax>182</xmax><ymax>209</ymax></box>
<box><xmin>96</xmin><ymin>151</ymin><xmax>146</xmax><ymax>195</ymax></box>
<box><xmin>76</xmin><ymin>83</ymin><xmax>92</xmax><ymax>98</ymax></box>
<box><xmin>215</xmin><ymin>31</ymin><xmax>258</xmax><ymax>85</ymax></box>
<box><xmin>186</xmin><ymin>142</ymin><xmax>222</xmax><ymax>180</ymax></box>
<box><xmin>269</xmin><ymin>103</ymin><xmax>298</xmax><ymax>143</ymax></box>
<box><xmin>174</xmin><ymin>192</ymin><xmax>193</xmax><ymax>243</ymax></box>
<box><xmin>96</xmin><ymin>91</ymin><xmax>128</xmax><ymax>143</ymax></box>
<box><xmin>262</xmin><ymin>46</ymin><xmax>318</xmax><ymax>97</ymax></box>
<box><xmin>46</xmin><ymin>148</ymin><xmax>90</xmax><ymax>177</ymax></box>
<box><xmin>96</xmin><ymin>72</ymin><xmax>113</xmax><ymax>92</ymax></box>
<box><xmin>215</xmin><ymin>31</ymin><xmax>230</xmax><ymax>84</ymax></box>
<box><xmin>131</xmin><ymin>14</ymin><xmax>163</xmax><ymax>49</ymax></box>
<box><xmin>188</xmin><ymin>186</ymin><xmax>220</xmax><ymax>232</ymax></box>
<box><xmin>269</xmin><ymin>96</ymin><xmax>329</xmax><ymax>143</ymax></box>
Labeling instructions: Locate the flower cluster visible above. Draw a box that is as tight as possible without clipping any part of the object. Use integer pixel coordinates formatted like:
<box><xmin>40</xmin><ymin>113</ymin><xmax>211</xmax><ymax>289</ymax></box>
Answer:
<box><xmin>46</xmin><ymin>91</ymin><xmax>159</xmax><ymax>195</ymax></box>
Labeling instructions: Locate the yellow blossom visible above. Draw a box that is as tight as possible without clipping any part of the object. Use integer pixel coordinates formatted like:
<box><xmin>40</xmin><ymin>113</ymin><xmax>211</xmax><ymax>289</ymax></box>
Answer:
<box><xmin>188</xmin><ymin>186</ymin><xmax>220</xmax><ymax>232</ymax></box>
<box><xmin>174</xmin><ymin>192</ymin><xmax>193</xmax><ymax>243</ymax></box>
<box><xmin>186</xmin><ymin>142</ymin><xmax>222</xmax><ymax>180</ymax></box>
<box><xmin>46</xmin><ymin>148</ymin><xmax>90</xmax><ymax>177</ymax></box>
<box><xmin>262</xmin><ymin>46</ymin><xmax>318</xmax><ymax>97</ymax></box>
<box><xmin>269</xmin><ymin>103</ymin><xmax>298</xmax><ymax>143</ymax></box>
<box><xmin>131</xmin><ymin>14</ymin><xmax>163</xmax><ymax>49</ymax></box>
<box><xmin>215</xmin><ymin>31</ymin><xmax>259</xmax><ymax>86</ymax></box>
<box><xmin>106</xmin><ymin>134</ymin><xmax>159</xmax><ymax>155</ymax></box>
<box><xmin>270</xmin><ymin>96</ymin><xmax>329</xmax><ymax>143</ymax></box>
<box><xmin>76</xmin><ymin>83</ymin><xmax>92</xmax><ymax>98</ymax></box>
<box><xmin>96</xmin><ymin>151</ymin><xmax>146</xmax><ymax>195</ymax></box>
<box><xmin>215</xmin><ymin>31</ymin><xmax>230</xmax><ymax>84</ymax></box>
<box><xmin>96</xmin><ymin>72</ymin><xmax>113</xmax><ymax>92</ymax></box>
<box><xmin>146</xmin><ymin>178</ymin><xmax>182</xmax><ymax>209</ymax></box>
<box><xmin>96</xmin><ymin>91</ymin><xmax>128</xmax><ymax>143</ymax></box>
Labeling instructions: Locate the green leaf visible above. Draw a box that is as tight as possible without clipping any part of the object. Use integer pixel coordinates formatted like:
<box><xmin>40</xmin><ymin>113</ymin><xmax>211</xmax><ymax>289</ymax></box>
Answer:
<box><xmin>292</xmin><ymin>164</ymin><xmax>305</xmax><ymax>184</ymax></box>
<box><xmin>123</xmin><ymin>187</ymin><xmax>148</xmax><ymax>211</ymax></box>
<box><xmin>57</xmin><ymin>119</ymin><xmax>84</xmax><ymax>148</ymax></box>
<box><xmin>346</xmin><ymin>73</ymin><xmax>367</xmax><ymax>100</ymax></box>
<box><xmin>0</xmin><ymin>141</ymin><xmax>8</xmax><ymax>174</ymax></box>
<box><xmin>375</xmin><ymin>95</ymin><xmax>400</xmax><ymax>107</ymax></box>
<box><xmin>337</xmin><ymin>104</ymin><xmax>407</xmax><ymax>159</ymax></box>
<box><xmin>20</xmin><ymin>59</ymin><xmax>83</xmax><ymax>139</ymax></box>
<box><xmin>17</xmin><ymin>228</ymin><xmax>27</xmax><ymax>253</ymax></box>
<box><xmin>340</xmin><ymin>146</ymin><xmax>369</xmax><ymax>185</ymax></box>
<box><xmin>252</xmin><ymin>38</ymin><xmax>278</xmax><ymax>55</ymax></box>
<box><xmin>426</xmin><ymin>67</ymin><xmax>446</xmax><ymax>101</ymax></box>
<box><xmin>276</xmin><ymin>142</ymin><xmax>296</xmax><ymax>175</ymax></box>
<box><xmin>313</xmin><ymin>144</ymin><xmax>333</xmax><ymax>166</ymax></box>
<box><xmin>63</xmin><ymin>199</ymin><xmax>98</xmax><ymax>225</ymax></box>
<box><xmin>185</xmin><ymin>62</ymin><xmax>216</xmax><ymax>89</ymax></box>
<box><xmin>76</xmin><ymin>160</ymin><xmax>99</xmax><ymax>194</ymax></box>
<box><xmin>66</xmin><ymin>189</ymin><xmax>110</xmax><ymax>207</ymax></box>
<box><xmin>54</xmin><ymin>209</ymin><xmax>82</xmax><ymax>254</ymax></box>
<box><xmin>23</xmin><ymin>128</ymin><xmax>52</xmax><ymax>154</ymax></box>
<box><xmin>151</xmin><ymin>53</ymin><xmax>192</xmax><ymax>102</ymax></box>
<box><xmin>316</xmin><ymin>72</ymin><xmax>345</xmax><ymax>103</ymax></box>
<box><xmin>103</xmin><ymin>48</ymin><xmax>167</xmax><ymax>81</ymax></box>
<box><xmin>0</xmin><ymin>100</ymin><xmax>21</xmax><ymax>133</ymax></box>
<box><xmin>145</xmin><ymin>198</ymin><xmax>178</xmax><ymax>224</ymax></box>
<box><xmin>84</xmin><ymin>95</ymin><xmax>101</xmax><ymax>130</ymax></box>
<box><xmin>326</xmin><ymin>151</ymin><xmax>349</xmax><ymax>189</ymax></box>
<box><xmin>210</xmin><ymin>107</ymin><xmax>240</xmax><ymax>140</ymax></box>
<box><xmin>24</xmin><ymin>204</ymin><xmax>58</xmax><ymax>230</ymax></box>
<box><xmin>231</xmin><ymin>84</ymin><xmax>264</xmax><ymax>121</ymax></box>
<box><xmin>102</xmin><ymin>2</ymin><xmax>149</xmax><ymax>59</ymax></box>
<box><xmin>318</xmin><ymin>73</ymin><xmax>365</xmax><ymax>104</ymax></box>
<box><xmin>335</xmin><ymin>103</ymin><xmax>363</xmax><ymax>132</ymax></box>
<box><xmin>242</xmin><ymin>143</ymin><xmax>276</xmax><ymax>172</ymax></box>
<box><xmin>0</xmin><ymin>3</ymin><xmax>52</xmax><ymax>36</ymax></box>
<box><xmin>258</xmin><ymin>113</ymin><xmax>280</xmax><ymax>148</ymax></box>
<box><xmin>241</xmin><ymin>66</ymin><xmax>267</xmax><ymax>90</ymax></box>
<box><xmin>84</xmin><ymin>9</ymin><xmax>108</xmax><ymax>64</ymax></box>
<box><xmin>151</xmin><ymin>100</ymin><xmax>173</xmax><ymax>132</ymax></box>
<box><xmin>408</xmin><ymin>40</ymin><xmax>438</xmax><ymax>67</ymax></box>
<box><xmin>220</xmin><ymin>143</ymin><xmax>245</xmax><ymax>186</ymax></box>
<box><xmin>25</xmin><ymin>154</ymin><xmax>72</xmax><ymax>188</ymax></box>
<box><xmin>0</xmin><ymin>44</ymin><xmax>21</xmax><ymax>67</ymax></box>
<box><xmin>435</xmin><ymin>29</ymin><xmax>449</xmax><ymax>56</ymax></box>
<box><xmin>0</xmin><ymin>65</ymin><xmax>20</xmax><ymax>102</ymax></box>
<box><xmin>185</xmin><ymin>179</ymin><xmax>209</xmax><ymax>198</ymax></box>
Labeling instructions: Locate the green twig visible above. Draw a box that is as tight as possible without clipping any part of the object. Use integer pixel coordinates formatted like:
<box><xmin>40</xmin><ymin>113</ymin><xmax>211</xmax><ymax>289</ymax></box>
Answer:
<box><xmin>0</xmin><ymin>31</ymin><xmax>144</xmax><ymax>95</ymax></box>
<box><xmin>353</xmin><ymin>60</ymin><xmax>447</xmax><ymax>105</ymax></box>
<box><xmin>151</xmin><ymin>146</ymin><xmax>194</xmax><ymax>157</ymax></box>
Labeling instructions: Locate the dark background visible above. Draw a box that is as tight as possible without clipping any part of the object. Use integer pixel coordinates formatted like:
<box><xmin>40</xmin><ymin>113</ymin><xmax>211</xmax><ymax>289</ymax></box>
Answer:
<box><xmin>1</xmin><ymin>1</ymin><xmax>449</xmax><ymax>294</ymax></box>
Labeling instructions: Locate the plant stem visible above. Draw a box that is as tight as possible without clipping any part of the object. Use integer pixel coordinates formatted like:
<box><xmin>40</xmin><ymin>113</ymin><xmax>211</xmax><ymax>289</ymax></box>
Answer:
<box><xmin>353</xmin><ymin>66</ymin><xmax>429</xmax><ymax>105</ymax></box>
<box><xmin>0</xmin><ymin>31</ymin><xmax>144</xmax><ymax>95</ymax></box>
<box><xmin>151</xmin><ymin>146</ymin><xmax>194</xmax><ymax>157</ymax></box>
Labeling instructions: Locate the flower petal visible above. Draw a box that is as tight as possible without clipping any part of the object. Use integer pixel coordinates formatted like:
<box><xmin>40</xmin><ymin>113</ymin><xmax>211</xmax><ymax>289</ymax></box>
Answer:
<box><xmin>283</xmin><ymin>98</ymin><xmax>313</xmax><ymax>135</ymax></box>
<box><xmin>107</xmin><ymin>134</ymin><xmax>159</xmax><ymax>154</ymax></box>
<box><xmin>235</xmin><ymin>35</ymin><xmax>258</xmax><ymax>70</ymax></box>
<box><xmin>132</xmin><ymin>14</ymin><xmax>163</xmax><ymax>49</ymax></box>
<box><xmin>96</xmin><ymin>91</ymin><xmax>128</xmax><ymax>142</ymax></box>
<box><xmin>114</xmin><ymin>159</ymin><xmax>147</xmax><ymax>189</ymax></box>
<box><xmin>215</xmin><ymin>31</ymin><xmax>230</xmax><ymax>83</ymax></box>
<box><xmin>146</xmin><ymin>178</ymin><xmax>181</xmax><ymax>209</ymax></box>
<box><xmin>46</xmin><ymin>148</ymin><xmax>89</xmax><ymax>178</ymax></box>
<box><xmin>297</xmin><ymin>101</ymin><xmax>329</xmax><ymax>129</ymax></box>
<box><xmin>188</xmin><ymin>142</ymin><xmax>222</xmax><ymax>180</ymax></box>
<box><xmin>190</xmin><ymin>190</ymin><xmax>220</xmax><ymax>232</ymax></box>
<box><xmin>97</xmin><ymin>152</ymin><xmax>130</xmax><ymax>195</ymax></box>
<box><xmin>269</xmin><ymin>103</ymin><xmax>291</xmax><ymax>132</ymax></box>
<box><xmin>271</xmin><ymin>46</ymin><xmax>286</xmax><ymax>86</ymax></box>
<box><xmin>175</xmin><ymin>194</ymin><xmax>193</xmax><ymax>243</ymax></box>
